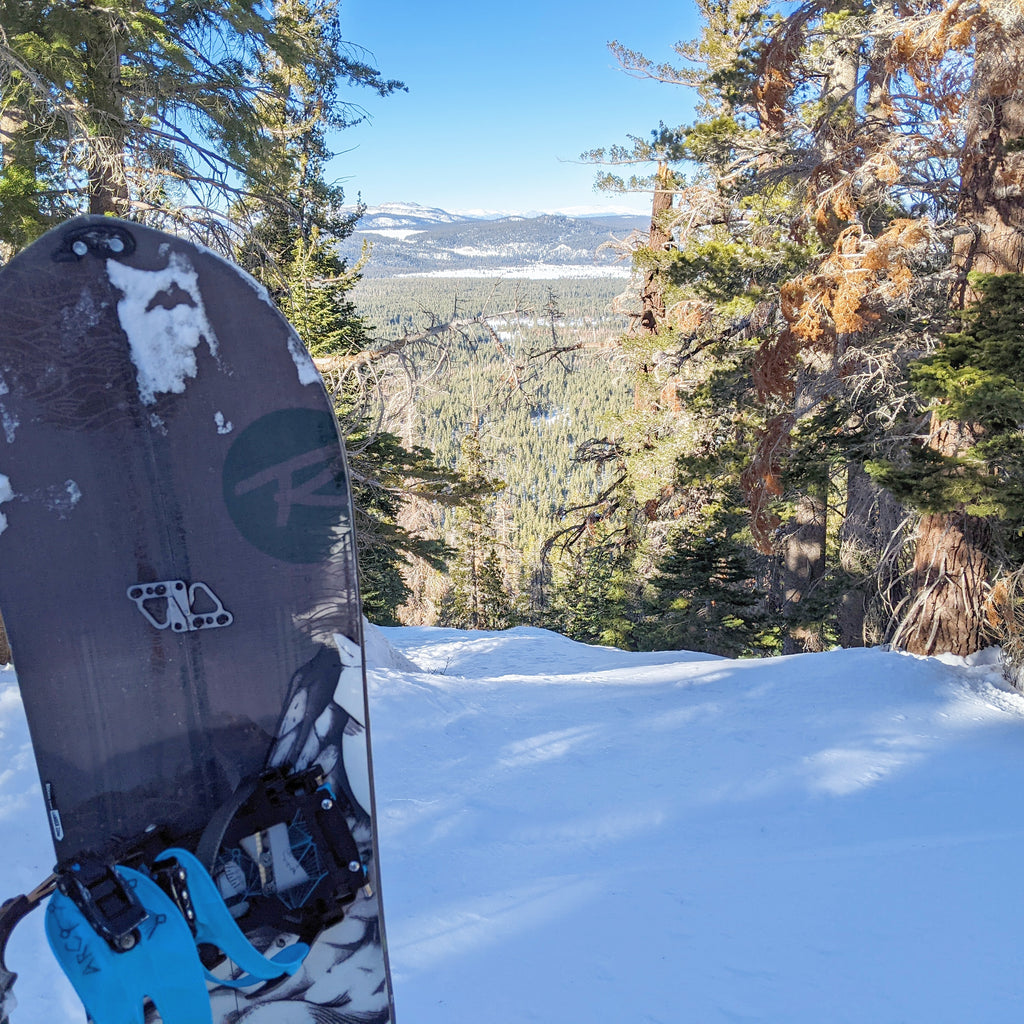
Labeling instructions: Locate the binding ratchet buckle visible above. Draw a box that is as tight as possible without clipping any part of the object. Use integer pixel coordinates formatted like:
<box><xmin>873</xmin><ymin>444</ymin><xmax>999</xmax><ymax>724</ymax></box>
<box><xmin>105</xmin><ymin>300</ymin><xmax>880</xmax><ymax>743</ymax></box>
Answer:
<box><xmin>56</xmin><ymin>858</ymin><xmax>148</xmax><ymax>952</ymax></box>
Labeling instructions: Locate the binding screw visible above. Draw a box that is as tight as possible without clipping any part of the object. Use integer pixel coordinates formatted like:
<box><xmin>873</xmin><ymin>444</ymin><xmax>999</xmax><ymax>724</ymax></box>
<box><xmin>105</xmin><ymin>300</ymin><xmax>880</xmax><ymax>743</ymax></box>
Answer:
<box><xmin>321</xmin><ymin>797</ymin><xmax>334</xmax><ymax>810</ymax></box>
<box><xmin>348</xmin><ymin>861</ymin><xmax>361</xmax><ymax>874</ymax></box>
<box><xmin>116</xmin><ymin>933</ymin><xmax>137</xmax><ymax>952</ymax></box>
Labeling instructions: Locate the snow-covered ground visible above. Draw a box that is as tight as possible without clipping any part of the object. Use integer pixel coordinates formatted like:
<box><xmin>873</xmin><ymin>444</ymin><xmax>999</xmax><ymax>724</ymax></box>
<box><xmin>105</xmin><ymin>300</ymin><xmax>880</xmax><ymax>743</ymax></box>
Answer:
<box><xmin>394</xmin><ymin>264</ymin><xmax>631</xmax><ymax>280</ymax></box>
<box><xmin>4</xmin><ymin>626</ymin><xmax>1024</xmax><ymax>1022</ymax></box>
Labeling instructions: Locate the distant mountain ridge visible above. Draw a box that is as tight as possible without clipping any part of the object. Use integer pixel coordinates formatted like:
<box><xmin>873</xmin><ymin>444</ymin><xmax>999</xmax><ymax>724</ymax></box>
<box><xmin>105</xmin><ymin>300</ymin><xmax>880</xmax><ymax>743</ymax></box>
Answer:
<box><xmin>338</xmin><ymin>202</ymin><xmax>648</xmax><ymax>278</ymax></box>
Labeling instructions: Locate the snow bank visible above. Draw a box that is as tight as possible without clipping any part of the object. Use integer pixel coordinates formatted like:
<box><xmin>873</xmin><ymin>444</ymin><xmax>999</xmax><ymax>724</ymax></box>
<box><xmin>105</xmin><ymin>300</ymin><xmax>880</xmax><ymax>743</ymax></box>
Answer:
<box><xmin>367</xmin><ymin>628</ymin><xmax>1024</xmax><ymax>1024</ymax></box>
<box><xmin>363</xmin><ymin>619</ymin><xmax>420</xmax><ymax>672</ymax></box>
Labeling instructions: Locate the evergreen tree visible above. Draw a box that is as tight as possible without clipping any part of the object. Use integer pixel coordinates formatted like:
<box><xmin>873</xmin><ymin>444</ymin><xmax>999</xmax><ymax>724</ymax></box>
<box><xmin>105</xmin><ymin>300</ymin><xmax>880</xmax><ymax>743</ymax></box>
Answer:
<box><xmin>440</xmin><ymin>427</ymin><xmax>512</xmax><ymax>630</ymax></box>
<box><xmin>869</xmin><ymin>273</ymin><xmax>1024</xmax><ymax>652</ymax></box>
<box><xmin>548</xmin><ymin>543</ymin><xmax>637</xmax><ymax>649</ymax></box>
<box><xmin>478</xmin><ymin>548</ymin><xmax>517</xmax><ymax>630</ymax></box>
<box><xmin>347</xmin><ymin>428</ymin><xmax>454</xmax><ymax>625</ymax></box>
<box><xmin>0</xmin><ymin>0</ymin><xmax>402</xmax><ymax>249</ymax></box>
<box><xmin>642</xmin><ymin>511</ymin><xmax>772</xmax><ymax>657</ymax></box>
<box><xmin>581</xmin><ymin>0</ymin><xmax>1024</xmax><ymax>658</ymax></box>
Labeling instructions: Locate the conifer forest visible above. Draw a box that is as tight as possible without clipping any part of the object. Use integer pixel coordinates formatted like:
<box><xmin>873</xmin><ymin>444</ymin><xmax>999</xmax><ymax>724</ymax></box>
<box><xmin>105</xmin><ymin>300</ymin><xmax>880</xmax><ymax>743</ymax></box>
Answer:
<box><xmin>2</xmin><ymin>0</ymin><xmax>1024</xmax><ymax>674</ymax></box>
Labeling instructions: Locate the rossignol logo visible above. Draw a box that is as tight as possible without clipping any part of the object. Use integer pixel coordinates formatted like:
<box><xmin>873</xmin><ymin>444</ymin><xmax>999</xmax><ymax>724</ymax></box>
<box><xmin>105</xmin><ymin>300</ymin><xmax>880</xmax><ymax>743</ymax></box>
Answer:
<box><xmin>223</xmin><ymin>408</ymin><xmax>352</xmax><ymax>564</ymax></box>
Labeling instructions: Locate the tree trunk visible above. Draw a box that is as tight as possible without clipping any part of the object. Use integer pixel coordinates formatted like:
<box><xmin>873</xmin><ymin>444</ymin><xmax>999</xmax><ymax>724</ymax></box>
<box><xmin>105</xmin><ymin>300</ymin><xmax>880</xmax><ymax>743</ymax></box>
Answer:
<box><xmin>837</xmin><ymin>462</ymin><xmax>872</xmax><ymax>647</ymax></box>
<box><xmin>85</xmin><ymin>20</ymin><xmax>129</xmax><ymax>216</ymax></box>
<box><xmin>777</xmin><ymin>3</ymin><xmax>858</xmax><ymax>656</ymax></box>
<box><xmin>0</xmin><ymin>108</ymin><xmax>28</xmax><ymax>169</ymax></box>
<box><xmin>901</xmin><ymin>414</ymin><xmax>991</xmax><ymax>655</ymax></box>
<box><xmin>951</xmin><ymin>17</ymin><xmax>1024</xmax><ymax>291</ymax></box>
<box><xmin>902</xmin><ymin>509</ymin><xmax>990</xmax><ymax>656</ymax></box>
<box><xmin>638</xmin><ymin>162</ymin><xmax>673</xmax><ymax>333</ymax></box>
<box><xmin>780</xmin><ymin>482</ymin><xmax>827</xmax><ymax>654</ymax></box>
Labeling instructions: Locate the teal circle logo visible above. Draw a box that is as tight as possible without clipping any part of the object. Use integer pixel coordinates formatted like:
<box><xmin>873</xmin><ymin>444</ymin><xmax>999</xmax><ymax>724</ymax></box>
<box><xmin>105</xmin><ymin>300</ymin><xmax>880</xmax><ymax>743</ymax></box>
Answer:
<box><xmin>223</xmin><ymin>408</ymin><xmax>352</xmax><ymax>563</ymax></box>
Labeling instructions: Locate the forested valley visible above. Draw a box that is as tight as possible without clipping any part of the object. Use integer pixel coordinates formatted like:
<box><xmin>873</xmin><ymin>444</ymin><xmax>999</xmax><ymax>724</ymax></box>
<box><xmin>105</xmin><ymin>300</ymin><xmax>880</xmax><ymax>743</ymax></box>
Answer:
<box><xmin>2</xmin><ymin>0</ymin><xmax>1024</xmax><ymax>675</ymax></box>
<box><xmin>350</xmin><ymin>276</ymin><xmax>639</xmax><ymax>637</ymax></box>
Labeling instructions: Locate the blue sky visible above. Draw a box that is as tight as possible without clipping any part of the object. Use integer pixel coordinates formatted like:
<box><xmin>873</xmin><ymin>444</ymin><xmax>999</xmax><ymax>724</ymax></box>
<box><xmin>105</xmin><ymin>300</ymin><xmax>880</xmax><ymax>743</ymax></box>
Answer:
<box><xmin>330</xmin><ymin>0</ymin><xmax>702</xmax><ymax>215</ymax></box>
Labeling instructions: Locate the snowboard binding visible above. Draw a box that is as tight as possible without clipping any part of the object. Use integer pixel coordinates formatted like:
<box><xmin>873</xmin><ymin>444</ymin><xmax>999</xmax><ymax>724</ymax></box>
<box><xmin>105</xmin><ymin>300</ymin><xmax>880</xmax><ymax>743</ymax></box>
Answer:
<box><xmin>195</xmin><ymin>763</ymin><xmax>369</xmax><ymax>946</ymax></box>
<box><xmin>0</xmin><ymin>763</ymin><xmax>366</xmax><ymax>1024</ymax></box>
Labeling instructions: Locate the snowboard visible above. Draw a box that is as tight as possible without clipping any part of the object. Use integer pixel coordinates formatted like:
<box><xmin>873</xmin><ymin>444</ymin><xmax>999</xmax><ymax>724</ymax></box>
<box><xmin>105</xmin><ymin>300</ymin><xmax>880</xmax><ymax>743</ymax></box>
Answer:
<box><xmin>0</xmin><ymin>216</ymin><xmax>395</xmax><ymax>1023</ymax></box>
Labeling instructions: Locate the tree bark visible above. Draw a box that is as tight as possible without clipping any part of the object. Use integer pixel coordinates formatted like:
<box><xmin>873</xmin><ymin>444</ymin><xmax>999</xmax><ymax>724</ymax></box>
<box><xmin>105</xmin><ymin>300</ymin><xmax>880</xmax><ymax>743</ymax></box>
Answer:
<box><xmin>780</xmin><ymin>482</ymin><xmax>827</xmax><ymax>654</ymax></box>
<box><xmin>951</xmin><ymin>18</ymin><xmax>1024</xmax><ymax>291</ymax></box>
<box><xmin>0</xmin><ymin>108</ymin><xmax>27</xmax><ymax>169</ymax></box>
<box><xmin>837</xmin><ymin>463</ymin><xmax>872</xmax><ymax>646</ymax></box>
<box><xmin>899</xmin><ymin>414</ymin><xmax>991</xmax><ymax>655</ymax></box>
<box><xmin>638</xmin><ymin>162</ymin><xmax>673</xmax><ymax>333</ymax></box>
<box><xmin>902</xmin><ymin>509</ymin><xmax>990</xmax><ymax>656</ymax></box>
<box><xmin>777</xmin><ymin>3</ymin><xmax>859</xmax><ymax>655</ymax></box>
<box><xmin>85</xmin><ymin>19</ymin><xmax>129</xmax><ymax>216</ymax></box>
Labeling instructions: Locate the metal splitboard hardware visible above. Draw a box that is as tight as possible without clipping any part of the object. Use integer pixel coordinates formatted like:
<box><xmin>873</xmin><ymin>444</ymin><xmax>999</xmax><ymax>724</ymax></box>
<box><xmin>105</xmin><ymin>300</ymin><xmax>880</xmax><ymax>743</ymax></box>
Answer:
<box><xmin>127</xmin><ymin>580</ymin><xmax>234</xmax><ymax>632</ymax></box>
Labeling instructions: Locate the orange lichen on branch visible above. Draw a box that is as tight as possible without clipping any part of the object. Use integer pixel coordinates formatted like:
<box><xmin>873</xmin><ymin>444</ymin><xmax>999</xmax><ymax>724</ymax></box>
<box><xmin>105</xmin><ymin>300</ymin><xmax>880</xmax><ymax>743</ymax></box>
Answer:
<box><xmin>889</xmin><ymin>0</ymin><xmax>977</xmax><ymax>98</ymax></box>
<box><xmin>780</xmin><ymin>221</ymin><xmax>929</xmax><ymax>362</ymax></box>
<box><xmin>752</xmin><ymin>328</ymin><xmax>799</xmax><ymax>402</ymax></box>
<box><xmin>829</xmin><ymin>274</ymin><xmax>877</xmax><ymax>334</ymax></box>
<box><xmin>742</xmin><ymin>216</ymin><xmax>932</xmax><ymax>538</ymax></box>
<box><xmin>753</xmin><ymin>66</ymin><xmax>793</xmax><ymax>133</ymax></box>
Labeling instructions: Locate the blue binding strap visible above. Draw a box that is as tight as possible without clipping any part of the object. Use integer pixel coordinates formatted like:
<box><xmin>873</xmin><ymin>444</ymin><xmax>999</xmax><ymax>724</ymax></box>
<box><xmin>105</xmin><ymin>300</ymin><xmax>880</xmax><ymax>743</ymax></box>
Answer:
<box><xmin>46</xmin><ymin>850</ymin><xmax>310</xmax><ymax>1022</ymax></box>
<box><xmin>46</xmin><ymin>866</ymin><xmax>212</xmax><ymax>1024</ymax></box>
<box><xmin>160</xmin><ymin>847</ymin><xmax>309</xmax><ymax>989</ymax></box>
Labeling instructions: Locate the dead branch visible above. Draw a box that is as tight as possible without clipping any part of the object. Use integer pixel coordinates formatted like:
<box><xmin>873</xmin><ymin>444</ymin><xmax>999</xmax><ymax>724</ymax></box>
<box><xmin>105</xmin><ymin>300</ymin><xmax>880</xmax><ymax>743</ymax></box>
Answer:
<box><xmin>313</xmin><ymin>310</ymin><xmax>521</xmax><ymax>375</ymax></box>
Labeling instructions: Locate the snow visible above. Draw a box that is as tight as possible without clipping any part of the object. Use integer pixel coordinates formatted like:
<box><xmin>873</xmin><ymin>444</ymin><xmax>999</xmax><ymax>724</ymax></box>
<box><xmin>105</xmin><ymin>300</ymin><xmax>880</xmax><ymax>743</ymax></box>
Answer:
<box><xmin>1</xmin><ymin>407</ymin><xmax>18</xmax><ymax>444</ymax></box>
<box><xmin>127</xmin><ymin>245</ymin><xmax>319</xmax><ymax>391</ymax></box>
<box><xmin>106</xmin><ymin>253</ymin><xmax>218</xmax><ymax>405</ymax></box>
<box><xmin>286</xmin><ymin>331</ymin><xmax>321</xmax><ymax>387</ymax></box>
<box><xmin>3</xmin><ymin>627</ymin><xmax>1024</xmax><ymax>1022</ymax></box>
<box><xmin>396</xmin><ymin>264</ymin><xmax>630</xmax><ymax>281</ymax></box>
<box><xmin>0</xmin><ymin>476</ymin><xmax>12</xmax><ymax>534</ymax></box>
<box><xmin>347</xmin><ymin>203</ymin><xmax>463</xmax><ymax>225</ymax></box>
<box><xmin>364</xmin><ymin>229</ymin><xmax>428</xmax><ymax>241</ymax></box>
<box><xmin>356</xmin><ymin>202</ymin><xmax>647</xmax><ymax>220</ymax></box>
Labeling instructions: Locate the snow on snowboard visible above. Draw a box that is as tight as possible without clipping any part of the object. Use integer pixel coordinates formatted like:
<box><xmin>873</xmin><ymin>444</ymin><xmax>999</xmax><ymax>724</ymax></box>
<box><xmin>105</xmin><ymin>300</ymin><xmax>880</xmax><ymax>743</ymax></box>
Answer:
<box><xmin>0</xmin><ymin>217</ymin><xmax>395</xmax><ymax>1024</ymax></box>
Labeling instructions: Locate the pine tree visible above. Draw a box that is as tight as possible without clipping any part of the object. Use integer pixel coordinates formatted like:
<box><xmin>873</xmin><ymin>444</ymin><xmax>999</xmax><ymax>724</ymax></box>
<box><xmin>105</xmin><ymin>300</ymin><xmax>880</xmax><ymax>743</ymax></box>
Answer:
<box><xmin>891</xmin><ymin>6</ymin><xmax>1024</xmax><ymax>656</ymax></box>
<box><xmin>549</xmin><ymin>543</ymin><xmax>637</xmax><ymax>650</ymax></box>
<box><xmin>0</xmin><ymin>0</ymin><xmax>402</xmax><ymax>249</ymax></box>
<box><xmin>583</xmin><ymin>0</ymin><xmax>1023</xmax><ymax>658</ymax></box>
<box><xmin>643</xmin><ymin>510</ymin><xmax>771</xmax><ymax>657</ymax></box>
<box><xmin>478</xmin><ymin>548</ymin><xmax>517</xmax><ymax>630</ymax></box>
<box><xmin>870</xmin><ymin>273</ymin><xmax>1024</xmax><ymax>652</ymax></box>
<box><xmin>440</xmin><ymin>427</ymin><xmax>510</xmax><ymax>630</ymax></box>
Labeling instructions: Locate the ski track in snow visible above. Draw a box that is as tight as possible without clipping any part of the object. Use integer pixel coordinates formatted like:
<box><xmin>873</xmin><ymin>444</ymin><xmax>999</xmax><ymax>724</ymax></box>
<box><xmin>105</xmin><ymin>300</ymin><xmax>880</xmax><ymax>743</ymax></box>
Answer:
<box><xmin>3</xmin><ymin>627</ymin><xmax>1024</xmax><ymax>1023</ymax></box>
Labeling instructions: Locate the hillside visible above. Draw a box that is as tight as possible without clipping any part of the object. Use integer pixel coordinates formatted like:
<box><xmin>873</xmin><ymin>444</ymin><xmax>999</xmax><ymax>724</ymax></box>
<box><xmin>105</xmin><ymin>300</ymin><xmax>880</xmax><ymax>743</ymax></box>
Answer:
<box><xmin>351</xmin><ymin>275</ymin><xmax>635</xmax><ymax>623</ymax></box>
<box><xmin>339</xmin><ymin>203</ymin><xmax>647</xmax><ymax>278</ymax></box>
